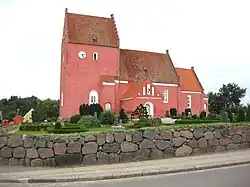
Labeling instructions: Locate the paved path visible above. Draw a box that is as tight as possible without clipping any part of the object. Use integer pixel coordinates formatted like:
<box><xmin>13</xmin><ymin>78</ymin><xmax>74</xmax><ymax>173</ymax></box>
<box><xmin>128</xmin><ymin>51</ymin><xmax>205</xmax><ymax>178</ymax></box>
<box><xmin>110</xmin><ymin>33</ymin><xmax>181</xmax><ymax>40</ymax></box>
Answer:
<box><xmin>1</xmin><ymin>164</ymin><xmax>250</xmax><ymax>187</ymax></box>
<box><xmin>1</xmin><ymin>149</ymin><xmax>250</xmax><ymax>184</ymax></box>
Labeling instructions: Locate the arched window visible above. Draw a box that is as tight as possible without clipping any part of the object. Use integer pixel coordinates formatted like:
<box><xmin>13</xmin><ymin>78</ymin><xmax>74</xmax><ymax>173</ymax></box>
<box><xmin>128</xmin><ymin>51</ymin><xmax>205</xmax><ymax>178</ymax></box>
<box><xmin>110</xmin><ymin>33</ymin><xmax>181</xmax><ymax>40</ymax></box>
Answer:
<box><xmin>105</xmin><ymin>103</ymin><xmax>111</xmax><ymax>111</ymax></box>
<box><xmin>93</xmin><ymin>52</ymin><xmax>99</xmax><ymax>61</ymax></box>
<box><xmin>204</xmin><ymin>103</ymin><xmax>207</xmax><ymax>110</ymax></box>
<box><xmin>187</xmin><ymin>95</ymin><xmax>192</xmax><ymax>108</ymax></box>
<box><xmin>89</xmin><ymin>90</ymin><xmax>99</xmax><ymax>105</ymax></box>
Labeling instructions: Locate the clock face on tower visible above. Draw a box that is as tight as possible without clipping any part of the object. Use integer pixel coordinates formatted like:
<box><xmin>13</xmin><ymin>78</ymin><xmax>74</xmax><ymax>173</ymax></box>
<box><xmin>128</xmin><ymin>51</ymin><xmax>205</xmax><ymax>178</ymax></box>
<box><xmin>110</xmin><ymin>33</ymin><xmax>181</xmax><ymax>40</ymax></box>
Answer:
<box><xmin>78</xmin><ymin>51</ymin><xmax>86</xmax><ymax>59</ymax></box>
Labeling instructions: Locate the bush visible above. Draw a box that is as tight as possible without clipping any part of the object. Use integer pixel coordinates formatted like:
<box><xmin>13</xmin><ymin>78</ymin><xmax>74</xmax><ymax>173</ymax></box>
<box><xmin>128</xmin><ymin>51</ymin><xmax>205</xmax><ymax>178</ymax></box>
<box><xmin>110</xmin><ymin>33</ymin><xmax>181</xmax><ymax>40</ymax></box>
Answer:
<box><xmin>19</xmin><ymin>124</ymin><xmax>53</xmax><ymax>131</ymax></box>
<box><xmin>78</xmin><ymin>115</ymin><xmax>100</xmax><ymax>128</ymax></box>
<box><xmin>79</xmin><ymin>103</ymin><xmax>103</xmax><ymax>118</ymax></box>
<box><xmin>207</xmin><ymin>112</ymin><xmax>217</xmax><ymax>119</ymax></box>
<box><xmin>132</xmin><ymin>117</ymin><xmax>152</xmax><ymax>128</ymax></box>
<box><xmin>220</xmin><ymin>111</ymin><xmax>229</xmax><ymax>123</ymax></box>
<box><xmin>172</xmin><ymin>115</ymin><xmax>181</xmax><ymax>119</ymax></box>
<box><xmin>185</xmin><ymin>108</ymin><xmax>192</xmax><ymax>117</ymax></box>
<box><xmin>70</xmin><ymin>114</ymin><xmax>81</xmax><ymax>124</ymax></box>
<box><xmin>54</xmin><ymin>122</ymin><xmax>62</xmax><ymax>129</ymax></box>
<box><xmin>100</xmin><ymin>111</ymin><xmax>116</xmax><ymax>125</ymax></box>
<box><xmin>165</xmin><ymin>110</ymin><xmax>170</xmax><ymax>117</ymax></box>
<box><xmin>199</xmin><ymin>111</ymin><xmax>206</xmax><ymax>119</ymax></box>
<box><xmin>192</xmin><ymin>114</ymin><xmax>198</xmax><ymax>119</ymax></box>
<box><xmin>237</xmin><ymin>108</ymin><xmax>246</xmax><ymax>122</ymax></box>
<box><xmin>151</xmin><ymin>117</ymin><xmax>162</xmax><ymax>126</ymax></box>
<box><xmin>170</xmin><ymin>108</ymin><xmax>177</xmax><ymax>117</ymax></box>
<box><xmin>118</xmin><ymin>108</ymin><xmax>129</xmax><ymax>123</ymax></box>
<box><xmin>175</xmin><ymin>119</ymin><xmax>219</xmax><ymax>124</ymax></box>
<box><xmin>246</xmin><ymin>105</ymin><xmax>250</xmax><ymax>122</ymax></box>
<box><xmin>132</xmin><ymin>104</ymin><xmax>149</xmax><ymax>119</ymax></box>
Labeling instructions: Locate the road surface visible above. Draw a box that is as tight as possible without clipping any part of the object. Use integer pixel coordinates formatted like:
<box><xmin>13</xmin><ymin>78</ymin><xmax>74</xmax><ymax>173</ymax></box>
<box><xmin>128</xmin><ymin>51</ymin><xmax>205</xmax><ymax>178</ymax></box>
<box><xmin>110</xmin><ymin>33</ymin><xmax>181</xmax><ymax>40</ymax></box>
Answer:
<box><xmin>1</xmin><ymin>164</ymin><xmax>250</xmax><ymax>187</ymax></box>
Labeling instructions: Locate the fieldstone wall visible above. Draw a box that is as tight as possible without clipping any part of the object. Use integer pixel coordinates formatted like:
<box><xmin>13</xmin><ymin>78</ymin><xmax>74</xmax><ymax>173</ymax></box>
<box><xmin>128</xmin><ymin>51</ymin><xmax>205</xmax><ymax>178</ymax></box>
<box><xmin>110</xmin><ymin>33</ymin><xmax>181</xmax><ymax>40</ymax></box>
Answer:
<box><xmin>1</xmin><ymin>125</ymin><xmax>250</xmax><ymax>167</ymax></box>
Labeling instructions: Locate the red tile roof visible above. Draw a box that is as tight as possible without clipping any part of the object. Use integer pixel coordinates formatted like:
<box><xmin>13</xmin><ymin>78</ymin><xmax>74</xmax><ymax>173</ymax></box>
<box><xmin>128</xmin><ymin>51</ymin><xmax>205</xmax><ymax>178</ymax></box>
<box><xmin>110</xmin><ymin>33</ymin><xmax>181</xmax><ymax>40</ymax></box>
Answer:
<box><xmin>175</xmin><ymin>68</ymin><xmax>203</xmax><ymax>92</ymax></box>
<box><xmin>119</xmin><ymin>49</ymin><xmax>179</xmax><ymax>84</ymax></box>
<box><xmin>66</xmin><ymin>10</ymin><xmax>119</xmax><ymax>47</ymax></box>
<box><xmin>100</xmin><ymin>75</ymin><xmax>118</xmax><ymax>82</ymax></box>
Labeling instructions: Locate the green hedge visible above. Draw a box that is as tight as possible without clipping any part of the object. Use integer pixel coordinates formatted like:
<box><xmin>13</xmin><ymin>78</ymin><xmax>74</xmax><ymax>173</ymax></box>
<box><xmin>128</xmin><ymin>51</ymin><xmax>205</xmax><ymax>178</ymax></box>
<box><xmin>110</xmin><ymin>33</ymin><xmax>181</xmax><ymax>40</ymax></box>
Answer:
<box><xmin>19</xmin><ymin>124</ymin><xmax>53</xmax><ymax>131</ymax></box>
<box><xmin>175</xmin><ymin>119</ymin><xmax>220</xmax><ymax>124</ymax></box>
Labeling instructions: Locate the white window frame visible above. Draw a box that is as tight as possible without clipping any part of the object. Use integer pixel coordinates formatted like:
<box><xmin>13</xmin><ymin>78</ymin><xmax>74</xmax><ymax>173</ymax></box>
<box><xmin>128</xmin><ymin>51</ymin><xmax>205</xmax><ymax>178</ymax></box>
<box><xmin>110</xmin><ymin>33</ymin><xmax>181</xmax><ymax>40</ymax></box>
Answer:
<box><xmin>142</xmin><ymin>86</ymin><xmax>146</xmax><ymax>95</ymax></box>
<box><xmin>152</xmin><ymin>86</ymin><xmax>155</xmax><ymax>96</ymax></box>
<box><xmin>93</xmin><ymin>52</ymin><xmax>99</xmax><ymax>61</ymax></box>
<box><xmin>187</xmin><ymin>95</ymin><xmax>192</xmax><ymax>108</ymax></box>
<box><xmin>105</xmin><ymin>103</ymin><xmax>112</xmax><ymax>111</ymax></box>
<box><xmin>60</xmin><ymin>92</ymin><xmax>64</xmax><ymax>106</ymax></box>
<box><xmin>147</xmin><ymin>84</ymin><xmax>151</xmax><ymax>95</ymax></box>
<box><xmin>89</xmin><ymin>90</ymin><xmax>99</xmax><ymax>105</ymax></box>
<box><xmin>204</xmin><ymin>103</ymin><xmax>207</xmax><ymax>110</ymax></box>
<box><xmin>163</xmin><ymin>90</ymin><xmax>168</xmax><ymax>103</ymax></box>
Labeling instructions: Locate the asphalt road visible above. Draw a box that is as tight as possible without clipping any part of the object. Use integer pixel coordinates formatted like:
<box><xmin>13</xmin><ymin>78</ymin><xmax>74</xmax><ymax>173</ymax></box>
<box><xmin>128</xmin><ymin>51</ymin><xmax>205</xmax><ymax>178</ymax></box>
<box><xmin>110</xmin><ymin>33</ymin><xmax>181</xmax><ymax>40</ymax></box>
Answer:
<box><xmin>1</xmin><ymin>164</ymin><xmax>250</xmax><ymax>187</ymax></box>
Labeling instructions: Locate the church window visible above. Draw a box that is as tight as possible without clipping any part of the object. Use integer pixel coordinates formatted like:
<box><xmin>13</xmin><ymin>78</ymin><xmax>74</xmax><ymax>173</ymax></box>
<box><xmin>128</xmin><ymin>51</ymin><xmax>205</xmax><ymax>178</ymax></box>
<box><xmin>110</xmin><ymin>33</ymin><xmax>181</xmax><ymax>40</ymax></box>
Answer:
<box><xmin>147</xmin><ymin>84</ymin><xmax>151</xmax><ymax>95</ymax></box>
<box><xmin>89</xmin><ymin>90</ymin><xmax>99</xmax><ymax>104</ymax></box>
<box><xmin>187</xmin><ymin>95</ymin><xmax>192</xmax><ymax>108</ymax></box>
<box><xmin>163</xmin><ymin>90</ymin><xmax>168</xmax><ymax>103</ymax></box>
<box><xmin>93</xmin><ymin>52</ymin><xmax>99</xmax><ymax>60</ymax></box>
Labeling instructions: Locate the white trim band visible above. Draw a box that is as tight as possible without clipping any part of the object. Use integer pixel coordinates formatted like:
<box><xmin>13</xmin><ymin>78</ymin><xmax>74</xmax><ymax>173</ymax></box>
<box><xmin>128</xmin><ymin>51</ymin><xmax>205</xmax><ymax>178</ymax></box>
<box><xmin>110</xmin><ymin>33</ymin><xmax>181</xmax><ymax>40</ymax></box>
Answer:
<box><xmin>181</xmin><ymin>91</ymin><xmax>201</xmax><ymax>94</ymax></box>
<box><xmin>136</xmin><ymin>96</ymin><xmax>162</xmax><ymax>100</ymax></box>
<box><xmin>120</xmin><ymin>97</ymin><xmax>133</xmax><ymax>101</ymax></box>
<box><xmin>152</xmin><ymin>82</ymin><xmax>178</xmax><ymax>87</ymax></box>
<box><xmin>102</xmin><ymin>82</ymin><xmax>115</xmax><ymax>86</ymax></box>
<box><xmin>203</xmin><ymin>98</ymin><xmax>209</xmax><ymax>100</ymax></box>
<box><xmin>114</xmin><ymin>80</ymin><xmax>128</xmax><ymax>84</ymax></box>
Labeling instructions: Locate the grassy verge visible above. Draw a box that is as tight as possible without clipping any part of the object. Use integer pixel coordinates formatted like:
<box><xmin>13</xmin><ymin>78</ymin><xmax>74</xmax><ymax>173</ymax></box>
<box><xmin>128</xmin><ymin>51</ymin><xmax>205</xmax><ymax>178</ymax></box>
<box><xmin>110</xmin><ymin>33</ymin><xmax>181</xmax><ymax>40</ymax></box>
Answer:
<box><xmin>15</xmin><ymin>122</ymin><xmax>250</xmax><ymax>136</ymax></box>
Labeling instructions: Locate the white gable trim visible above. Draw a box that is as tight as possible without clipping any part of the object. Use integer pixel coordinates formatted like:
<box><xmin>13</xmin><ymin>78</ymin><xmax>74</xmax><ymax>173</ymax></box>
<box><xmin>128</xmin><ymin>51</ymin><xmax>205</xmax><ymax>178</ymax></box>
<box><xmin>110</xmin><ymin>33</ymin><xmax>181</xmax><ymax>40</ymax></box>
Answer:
<box><xmin>152</xmin><ymin>83</ymin><xmax>178</xmax><ymax>87</ymax></box>
<box><xmin>120</xmin><ymin>97</ymin><xmax>133</xmax><ymax>101</ymax></box>
<box><xmin>181</xmin><ymin>91</ymin><xmax>201</xmax><ymax>94</ymax></box>
<box><xmin>203</xmin><ymin>98</ymin><xmax>209</xmax><ymax>101</ymax></box>
<box><xmin>114</xmin><ymin>80</ymin><xmax>128</xmax><ymax>84</ymax></box>
<box><xmin>102</xmin><ymin>82</ymin><xmax>115</xmax><ymax>86</ymax></box>
<box><xmin>136</xmin><ymin>96</ymin><xmax>162</xmax><ymax>100</ymax></box>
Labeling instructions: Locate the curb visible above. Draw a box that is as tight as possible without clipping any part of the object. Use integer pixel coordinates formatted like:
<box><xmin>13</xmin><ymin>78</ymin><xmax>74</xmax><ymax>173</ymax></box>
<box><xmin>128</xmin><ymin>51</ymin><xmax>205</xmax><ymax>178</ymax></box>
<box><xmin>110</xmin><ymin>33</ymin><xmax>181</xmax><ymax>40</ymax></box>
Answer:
<box><xmin>1</xmin><ymin>160</ymin><xmax>250</xmax><ymax>183</ymax></box>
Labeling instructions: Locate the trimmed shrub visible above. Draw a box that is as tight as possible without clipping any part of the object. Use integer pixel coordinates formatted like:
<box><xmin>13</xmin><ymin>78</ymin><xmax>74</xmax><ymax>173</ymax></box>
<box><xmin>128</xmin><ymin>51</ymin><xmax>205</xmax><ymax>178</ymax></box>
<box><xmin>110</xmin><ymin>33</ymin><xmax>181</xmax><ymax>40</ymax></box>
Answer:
<box><xmin>100</xmin><ymin>111</ymin><xmax>116</xmax><ymax>125</ymax></box>
<box><xmin>47</xmin><ymin>127</ymin><xmax>87</xmax><ymax>134</ymax></box>
<box><xmin>220</xmin><ymin>111</ymin><xmax>229</xmax><ymax>123</ymax></box>
<box><xmin>19</xmin><ymin>124</ymin><xmax>53</xmax><ymax>131</ymax></box>
<box><xmin>118</xmin><ymin>108</ymin><xmax>129</xmax><ymax>123</ymax></box>
<box><xmin>79</xmin><ymin>103</ymin><xmax>103</xmax><ymax>118</ymax></box>
<box><xmin>172</xmin><ymin>115</ymin><xmax>181</xmax><ymax>119</ymax></box>
<box><xmin>79</xmin><ymin>104</ymin><xmax>90</xmax><ymax>116</ymax></box>
<box><xmin>151</xmin><ymin>117</ymin><xmax>162</xmax><ymax>126</ymax></box>
<box><xmin>165</xmin><ymin>110</ymin><xmax>170</xmax><ymax>117</ymax></box>
<box><xmin>237</xmin><ymin>108</ymin><xmax>246</xmax><ymax>122</ymax></box>
<box><xmin>170</xmin><ymin>108</ymin><xmax>177</xmax><ymax>117</ymax></box>
<box><xmin>207</xmin><ymin>112</ymin><xmax>217</xmax><ymax>119</ymax></box>
<box><xmin>54</xmin><ymin>122</ymin><xmax>62</xmax><ymax>129</ymax></box>
<box><xmin>185</xmin><ymin>108</ymin><xmax>192</xmax><ymax>117</ymax></box>
<box><xmin>199</xmin><ymin>111</ymin><xmax>206</xmax><ymax>119</ymax></box>
<box><xmin>175</xmin><ymin>119</ymin><xmax>219</xmax><ymax>124</ymax></box>
<box><xmin>192</xmin><ymin>114</ymin><xmax>198</xmax><ymax>119</ymax></box>
<box><xmin>132</xmin><ymin>117</ymin><xmax>151</xmax><ymax>128</ymax></box>
<box><xmin>70</xmin><ymin>114</ymin><xmax>81</xmax><ymax>124</ymax></box>
<box><xmin>78</xmin><ymin>115</ymin><xmax>101</xmax><ymax>128</ymax></box>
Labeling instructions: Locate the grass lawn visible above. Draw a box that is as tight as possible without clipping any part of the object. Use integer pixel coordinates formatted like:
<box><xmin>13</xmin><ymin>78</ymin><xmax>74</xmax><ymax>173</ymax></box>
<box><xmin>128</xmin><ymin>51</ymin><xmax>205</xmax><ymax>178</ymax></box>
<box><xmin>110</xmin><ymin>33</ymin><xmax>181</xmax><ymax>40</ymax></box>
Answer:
<box><xmin>14</xmin><ymin>122</ymin><xmax>250</xmax><ymax>136</ymax></box>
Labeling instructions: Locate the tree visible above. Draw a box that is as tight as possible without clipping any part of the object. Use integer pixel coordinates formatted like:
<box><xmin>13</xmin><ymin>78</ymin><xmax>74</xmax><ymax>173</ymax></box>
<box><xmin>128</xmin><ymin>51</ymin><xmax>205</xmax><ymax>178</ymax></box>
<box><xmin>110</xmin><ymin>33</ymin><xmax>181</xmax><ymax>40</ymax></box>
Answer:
<box><xmin>237</xmin><ymin>108</ymin><xmax>246</xmax><ymax>122</ymax></box>
<box><xmin>218</xmin><ymin>83</ymin><xmax>246</xmax><ymax>108</ymax></box>
<box><xmin>207</xmin><ymin>83</ymin><xmax>246</xmax><ymax>114</ymax></box>
<box><xmin>246</xmin><ymin>104</ymin><xmax>250</xmax><ymax>122</ymax></box>
<box><xmin>118</xmin><ymin>108</ymin><xmax>129</xmax><ymax>123</ymax></box>
<box><xmin>132</xmin><ymin>104</ymin><xmax>149</xmax><ymax>119</ymax></box>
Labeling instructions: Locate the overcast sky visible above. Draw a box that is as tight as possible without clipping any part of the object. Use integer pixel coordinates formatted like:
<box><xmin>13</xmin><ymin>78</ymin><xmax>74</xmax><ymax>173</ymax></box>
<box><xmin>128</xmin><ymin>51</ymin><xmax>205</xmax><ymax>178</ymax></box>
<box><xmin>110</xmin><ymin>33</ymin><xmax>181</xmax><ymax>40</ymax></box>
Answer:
<box><xmin>0</xmin><ymin>0</ymin><xmax>249</xmax><ymax>103</ymax></box>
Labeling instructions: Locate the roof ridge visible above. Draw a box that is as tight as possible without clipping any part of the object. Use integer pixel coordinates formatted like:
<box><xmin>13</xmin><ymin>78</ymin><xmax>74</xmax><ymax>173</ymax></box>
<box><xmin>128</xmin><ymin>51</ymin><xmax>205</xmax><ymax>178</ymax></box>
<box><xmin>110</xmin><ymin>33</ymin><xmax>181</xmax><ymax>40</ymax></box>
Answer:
<box><xmin>121</xmin><ymin>48</ymin><xmax>167</xmax><ymax>55</ymax></box>
<box><xmin>67</xmin><ymin>12</ymin><xmax>111</xmax><ymax>20</ymax></box>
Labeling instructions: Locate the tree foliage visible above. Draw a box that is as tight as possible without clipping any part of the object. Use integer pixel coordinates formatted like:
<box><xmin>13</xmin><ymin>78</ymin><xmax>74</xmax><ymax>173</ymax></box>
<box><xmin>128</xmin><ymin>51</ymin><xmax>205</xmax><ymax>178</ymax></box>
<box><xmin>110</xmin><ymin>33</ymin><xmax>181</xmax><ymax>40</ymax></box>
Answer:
<box><xmin>0</xmin><ymin>96</ymin><xmax>59</xmax><ymax>122</ymax></box>
<box><xmin>208</xmin><ymin>83</ymin><xmax>246</xmax><ymax>114</ymax></box>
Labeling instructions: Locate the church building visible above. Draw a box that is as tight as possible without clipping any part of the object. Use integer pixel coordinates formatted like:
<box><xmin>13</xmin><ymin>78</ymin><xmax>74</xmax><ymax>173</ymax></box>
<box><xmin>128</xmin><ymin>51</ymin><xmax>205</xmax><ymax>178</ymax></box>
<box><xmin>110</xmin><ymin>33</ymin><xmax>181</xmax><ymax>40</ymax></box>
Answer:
<box><xmin>60</xmin><ymin>9</ymin><xmax>208</xmax><ymax>119</ymax></box>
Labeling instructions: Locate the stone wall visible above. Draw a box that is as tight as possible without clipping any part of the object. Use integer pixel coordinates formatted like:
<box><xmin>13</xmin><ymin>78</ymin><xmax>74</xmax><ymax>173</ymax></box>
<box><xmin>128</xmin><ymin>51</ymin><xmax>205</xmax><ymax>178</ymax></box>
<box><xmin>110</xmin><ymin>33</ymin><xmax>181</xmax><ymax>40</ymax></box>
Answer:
<box><xmin>1</xmin><ymin>125</ymin><xmax>250</xmax><ymax>167</ymax></box>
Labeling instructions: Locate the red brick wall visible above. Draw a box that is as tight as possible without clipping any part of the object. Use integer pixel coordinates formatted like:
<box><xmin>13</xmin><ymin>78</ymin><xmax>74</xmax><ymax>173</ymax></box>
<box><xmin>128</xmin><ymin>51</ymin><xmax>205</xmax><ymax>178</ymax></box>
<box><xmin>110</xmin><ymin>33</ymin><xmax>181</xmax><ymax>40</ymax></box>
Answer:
<box><xmin>60</xmin><ymin>43</ymin><xmax>119</xmax><ymax>119</ymax></box>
